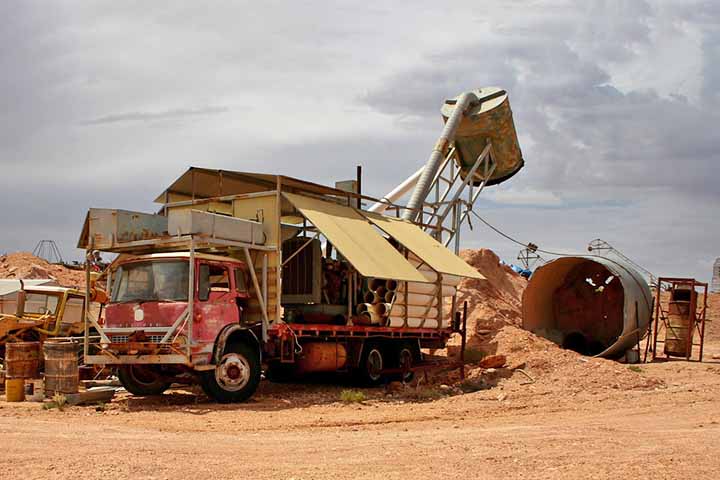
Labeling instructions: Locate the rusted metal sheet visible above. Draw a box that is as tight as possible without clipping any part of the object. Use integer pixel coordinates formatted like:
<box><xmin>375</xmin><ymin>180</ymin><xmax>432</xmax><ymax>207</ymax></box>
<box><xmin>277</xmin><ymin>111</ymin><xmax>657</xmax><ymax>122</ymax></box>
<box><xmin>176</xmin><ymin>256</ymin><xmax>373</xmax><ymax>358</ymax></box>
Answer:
<box><xmin>77</xmin><ymin>208</ymin><xmax>167</xmax><ymax>249</ymax></box>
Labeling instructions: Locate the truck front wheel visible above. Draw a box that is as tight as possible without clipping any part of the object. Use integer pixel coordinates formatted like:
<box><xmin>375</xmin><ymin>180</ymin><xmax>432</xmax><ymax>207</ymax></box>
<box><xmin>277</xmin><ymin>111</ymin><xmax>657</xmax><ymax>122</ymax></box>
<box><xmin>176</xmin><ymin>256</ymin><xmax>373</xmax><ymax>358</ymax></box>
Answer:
<box><xmin>118</xmin><ymin>366</ymin><xmax>171</xmax><ymax>396</ymax></box>
<box><xmin>201</xmin><ymin>342</ymin><xmax>260</xmax><ymax>403</ymax></box>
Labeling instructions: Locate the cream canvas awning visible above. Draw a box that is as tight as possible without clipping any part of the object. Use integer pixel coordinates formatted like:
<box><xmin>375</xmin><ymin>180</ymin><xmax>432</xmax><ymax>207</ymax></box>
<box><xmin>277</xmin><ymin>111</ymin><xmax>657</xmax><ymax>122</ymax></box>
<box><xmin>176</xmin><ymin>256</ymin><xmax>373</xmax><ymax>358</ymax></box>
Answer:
<box><xmin>283</xmin><ymin>193</ymin><xmax>428</xmax><ymax>283</ymax></box>
<box><xmin>362</xmin><ymin>212</ymin><xmax>484</xmax><ymax>279</ymax></box>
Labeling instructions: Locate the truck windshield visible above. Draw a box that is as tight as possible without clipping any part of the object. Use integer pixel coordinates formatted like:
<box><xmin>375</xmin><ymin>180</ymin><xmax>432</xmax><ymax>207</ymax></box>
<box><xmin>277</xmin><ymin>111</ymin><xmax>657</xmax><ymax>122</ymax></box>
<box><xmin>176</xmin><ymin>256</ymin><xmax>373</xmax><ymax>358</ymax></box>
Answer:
<box><xmin>111</xmin><ymin>261</ymin><xmax>189</xmax><ymax>303</ymax></box>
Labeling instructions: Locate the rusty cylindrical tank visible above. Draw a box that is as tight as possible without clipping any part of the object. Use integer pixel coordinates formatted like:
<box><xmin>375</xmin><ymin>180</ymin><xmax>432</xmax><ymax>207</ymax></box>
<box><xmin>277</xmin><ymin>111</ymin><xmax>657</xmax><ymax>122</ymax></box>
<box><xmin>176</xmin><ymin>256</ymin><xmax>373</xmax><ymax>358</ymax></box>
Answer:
<box><xmin>4</xmin><ymin>341</ymin><xmax>41</xmax><ymax>379</ymax></box>
<box><xmin>43</xmin><ymin>342</ymin><xmax>80</xmax><ymax>395</ymax></box>
<box><xmin>522</xmin><ymin>256</ymin><xmax>652</xmax><ymax>359</ymax></box>
<box><xmin>295</xmin><ymin>342</ymin><xmax>348</xmax><ymax>374</ymax></box>
<box><xmin>664</xmin><ymin>288</ymin><xmax>694</xmax><ymax>357</ymax></box>
<box><xmin>440</xmin><ymin>87</ymin><xmax>524</xmax><ymax>186</ymax></box>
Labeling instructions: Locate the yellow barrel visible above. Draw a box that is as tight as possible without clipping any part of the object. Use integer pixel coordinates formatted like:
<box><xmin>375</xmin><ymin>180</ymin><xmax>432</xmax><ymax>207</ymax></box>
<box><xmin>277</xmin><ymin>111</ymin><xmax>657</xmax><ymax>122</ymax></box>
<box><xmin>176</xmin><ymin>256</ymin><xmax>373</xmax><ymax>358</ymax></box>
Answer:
<box><xmin>664</xmin><ymin>301</ymin><xmax>693</xmax><ymax>356</ymax></box>
<box><xmin>43</xmin><ymin>342</ymin><xmax>79</xmax><ymax>394</ymax></box>
<box><xmin>5</xmin><ymin>378</ymin><xmax>25</xmax><ymax>402</ymax></box>
<box><xmin>5</xmin><ymin>341</ymin><xmax>41</xmax><ymax>379</ymax></box>
<box><xmin>441</xmin><ymin>87</ymin><xmax>524</xmax><ymax>186</ymax></box>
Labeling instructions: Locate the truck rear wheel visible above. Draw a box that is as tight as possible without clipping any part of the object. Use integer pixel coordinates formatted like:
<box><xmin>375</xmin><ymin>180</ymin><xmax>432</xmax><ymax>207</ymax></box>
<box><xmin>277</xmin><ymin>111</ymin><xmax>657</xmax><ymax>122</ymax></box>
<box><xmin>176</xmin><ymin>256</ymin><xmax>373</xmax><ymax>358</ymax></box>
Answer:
<box><xmin>201</xmin><ymin>342</ymin><xmax>260</xmax><ymax>403</ymax></box>
<box><xmin>396</xmin><ymin>344</ymin><xmax>415</xmax><ymax>383</ymax></box>
<box><xmin>356</xmin><ymin>343</ymin><xmax>385</xmax><ymax>386</ymax></box>
<box><xmin>118</xmin><ymin>366</ymin><xmax>171</xmax><ymax>396</ymax></box>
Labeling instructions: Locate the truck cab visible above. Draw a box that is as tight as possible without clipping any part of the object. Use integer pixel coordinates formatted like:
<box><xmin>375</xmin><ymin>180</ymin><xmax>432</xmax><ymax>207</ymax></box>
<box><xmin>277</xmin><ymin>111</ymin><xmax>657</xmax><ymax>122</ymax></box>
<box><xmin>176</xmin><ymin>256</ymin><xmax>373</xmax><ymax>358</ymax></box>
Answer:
<box><xmin>104</xmin><ymin>252</ymin><xmax>261</xmax><ymax>402</ymax></box>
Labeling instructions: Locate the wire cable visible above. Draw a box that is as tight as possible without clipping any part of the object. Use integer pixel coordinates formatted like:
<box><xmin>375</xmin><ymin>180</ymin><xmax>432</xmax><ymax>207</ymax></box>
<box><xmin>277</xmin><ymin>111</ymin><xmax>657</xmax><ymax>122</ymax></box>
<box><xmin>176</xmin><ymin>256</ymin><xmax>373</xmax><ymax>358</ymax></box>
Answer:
<box><xmin>467</xmin><ymin>210</ymin><xmax>582</xmax><ymax>257</ymax></box>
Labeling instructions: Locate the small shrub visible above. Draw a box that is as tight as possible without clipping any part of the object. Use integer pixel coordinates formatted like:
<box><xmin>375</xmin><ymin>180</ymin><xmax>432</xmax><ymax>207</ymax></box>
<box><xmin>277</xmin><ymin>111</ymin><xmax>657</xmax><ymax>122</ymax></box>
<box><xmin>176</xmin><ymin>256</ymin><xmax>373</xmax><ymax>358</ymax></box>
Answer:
<box><xmin>339</xmin><ymin>389</ymin><xmax>367</xmax><ymax>403</ymax></box>
<box><xmin>628</xmin><ymin>365</ymin><xmax>643</xmax><ymax>373</ymax></box>
<box><xmin>53</xmin><ymin>393</ymin><xmax>67</xmax><ymax>410</ymax></box>
<box><xmin>43</xmin><ymin>393</ymin><xmax>68</xmax><ymax>411</ymax></box>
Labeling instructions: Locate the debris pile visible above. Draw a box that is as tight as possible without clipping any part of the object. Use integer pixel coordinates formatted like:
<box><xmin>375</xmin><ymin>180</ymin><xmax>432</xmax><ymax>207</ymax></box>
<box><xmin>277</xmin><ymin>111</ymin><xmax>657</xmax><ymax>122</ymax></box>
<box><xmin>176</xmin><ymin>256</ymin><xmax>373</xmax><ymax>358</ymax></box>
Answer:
<box><xmin>449</xmin><ymin>248</ymin><xmax>527</xmax><ymax>337</ymax></box>
<box><xmin>439</xmin><ymin>248</ymin><xmax>664</xmax><ymax>393</ymax></box>
<box><xmin>467</xmin><ymin>324</ymin><xmax>664</xmax><ymax>391</ymax></box>
<box><xmin>0</xmin><ymin>252</ymin><xmax>85</xmax><ymax>288</ymax></box>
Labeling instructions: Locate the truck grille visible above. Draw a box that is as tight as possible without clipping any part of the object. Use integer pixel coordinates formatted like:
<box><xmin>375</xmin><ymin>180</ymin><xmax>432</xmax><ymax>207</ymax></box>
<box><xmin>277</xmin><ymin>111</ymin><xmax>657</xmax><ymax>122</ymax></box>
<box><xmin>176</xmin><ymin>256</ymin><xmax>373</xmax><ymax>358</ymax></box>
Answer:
<box><xmin>111</xmin><ymin>335</ymin><xmax>165</xmax><ymax>343</ymax></box>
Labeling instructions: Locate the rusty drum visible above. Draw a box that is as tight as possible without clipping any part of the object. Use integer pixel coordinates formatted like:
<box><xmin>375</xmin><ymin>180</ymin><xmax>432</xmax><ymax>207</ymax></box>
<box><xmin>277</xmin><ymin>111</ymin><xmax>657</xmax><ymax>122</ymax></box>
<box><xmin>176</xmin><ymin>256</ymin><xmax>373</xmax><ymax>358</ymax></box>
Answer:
<box><xmin>664</xmin><ymin>301</ymin><xmax>693</xmax><ymax>357</ymax></box>
<box><xmin>43</xmin><ymin>342</ymin><xmax>79</xmax><ymax>394</ymax></box>
<box><xmin>4</xmin><ymin>341</ymin><xmax>41</xmax><ymax>379</ymax></box>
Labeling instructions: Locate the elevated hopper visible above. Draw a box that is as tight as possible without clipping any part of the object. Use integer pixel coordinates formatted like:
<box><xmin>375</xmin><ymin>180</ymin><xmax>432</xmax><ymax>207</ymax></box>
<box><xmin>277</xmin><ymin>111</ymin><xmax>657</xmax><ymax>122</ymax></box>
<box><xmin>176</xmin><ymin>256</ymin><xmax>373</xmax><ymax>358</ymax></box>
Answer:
<box><xmin>440</xmin><ymin>87</ymin><xmax>524</xmax><ymax>186</ymax></box>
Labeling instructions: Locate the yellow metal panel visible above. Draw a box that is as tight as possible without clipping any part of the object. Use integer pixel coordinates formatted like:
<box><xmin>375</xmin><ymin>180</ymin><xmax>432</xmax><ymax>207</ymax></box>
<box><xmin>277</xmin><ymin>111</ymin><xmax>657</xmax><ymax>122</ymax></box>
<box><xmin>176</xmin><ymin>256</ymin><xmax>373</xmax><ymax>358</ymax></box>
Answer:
<box><xmin>363</xmin><ymin>211</ymin><xmax>484</xmax><ymax>279</ymax></box>
<box><xmin>233</xmin><ymin>195</ymin><xmax>279</xmax><ymax>245</ymax></box>
<box><xmin>283</xmin><ymin>193</ymin><xmax>427</xmax><ymax>283</ymax></box>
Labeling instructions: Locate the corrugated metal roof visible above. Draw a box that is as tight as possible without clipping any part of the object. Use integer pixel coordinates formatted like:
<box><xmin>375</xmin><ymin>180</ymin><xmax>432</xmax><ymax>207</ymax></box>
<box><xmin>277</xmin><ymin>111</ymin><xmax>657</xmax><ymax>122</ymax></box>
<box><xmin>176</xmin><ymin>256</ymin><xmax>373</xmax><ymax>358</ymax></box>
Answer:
<box><xmin>154</xmin><ymin>167</ymin><xmax>354</xmax><ymax>203</ymax></box>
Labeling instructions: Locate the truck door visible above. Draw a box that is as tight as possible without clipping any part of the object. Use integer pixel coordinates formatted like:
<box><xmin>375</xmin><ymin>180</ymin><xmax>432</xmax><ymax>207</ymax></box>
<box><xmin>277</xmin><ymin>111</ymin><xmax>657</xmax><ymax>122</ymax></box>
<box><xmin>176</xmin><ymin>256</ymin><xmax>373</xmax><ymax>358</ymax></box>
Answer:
<box><xmin>196</xmin><ymin>262</ymin><xmax>239</xmax><ymax>340</ymax></box>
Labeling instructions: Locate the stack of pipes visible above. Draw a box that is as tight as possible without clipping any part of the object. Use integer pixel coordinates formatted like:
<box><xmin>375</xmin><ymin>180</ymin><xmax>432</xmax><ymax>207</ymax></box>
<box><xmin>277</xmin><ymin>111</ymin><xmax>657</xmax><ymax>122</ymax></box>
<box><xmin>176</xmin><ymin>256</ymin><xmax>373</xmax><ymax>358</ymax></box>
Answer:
<box><xmin>356</xmin><ymin>278</ymin><xmax>396</xmax><ymax>325</ymax></box>
<box><xmin>387</xmin><ymin>254</ymin><xmax>461</xmax><ymax>328</ymax></box>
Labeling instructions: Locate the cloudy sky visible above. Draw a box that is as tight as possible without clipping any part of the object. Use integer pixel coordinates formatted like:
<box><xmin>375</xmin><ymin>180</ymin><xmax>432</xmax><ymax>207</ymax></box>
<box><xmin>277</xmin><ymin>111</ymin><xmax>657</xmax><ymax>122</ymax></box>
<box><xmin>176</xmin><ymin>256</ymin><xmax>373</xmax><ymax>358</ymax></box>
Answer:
<box><xmin>1</xmin><ymin>1</ymin><xmax>718</xmax><ymax>281</ymax></box>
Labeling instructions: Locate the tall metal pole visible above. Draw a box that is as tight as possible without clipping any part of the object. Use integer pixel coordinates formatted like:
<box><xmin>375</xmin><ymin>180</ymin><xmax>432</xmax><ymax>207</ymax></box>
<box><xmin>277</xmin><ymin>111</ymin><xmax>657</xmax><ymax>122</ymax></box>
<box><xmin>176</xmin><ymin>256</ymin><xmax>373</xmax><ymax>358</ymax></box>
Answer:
<box><xmin>187</xmin><ymin>239</ymin><xmax>195</xmax><ymax>358</ymax></box>
<box><xmin>83</xmin><ymin>249</ymin><xmax>91</xmax><ymax>361</ymax></box>
<box><xmin>402</xmin><ymin>91</ymin><xmax>477</xmax><ymax>222</ymax></box>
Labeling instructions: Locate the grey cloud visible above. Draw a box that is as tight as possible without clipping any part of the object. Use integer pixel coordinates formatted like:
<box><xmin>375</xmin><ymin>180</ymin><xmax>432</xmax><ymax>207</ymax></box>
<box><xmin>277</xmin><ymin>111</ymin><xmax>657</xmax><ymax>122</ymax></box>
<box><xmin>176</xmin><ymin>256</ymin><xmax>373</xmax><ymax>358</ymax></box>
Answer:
<box><xmin>1</xmin><ymin>0</ymin><xmax>718</xmax><ymax>282</ymax></box>
<box><xmin>82</xmin><ymin>106</ymin><xmax>230</xmax><ymax>125</ymax></box>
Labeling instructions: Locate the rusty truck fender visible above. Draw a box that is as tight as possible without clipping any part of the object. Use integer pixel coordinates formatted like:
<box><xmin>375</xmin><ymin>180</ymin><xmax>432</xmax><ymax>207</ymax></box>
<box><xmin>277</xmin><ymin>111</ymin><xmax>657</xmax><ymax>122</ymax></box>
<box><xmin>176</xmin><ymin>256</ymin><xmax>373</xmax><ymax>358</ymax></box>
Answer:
<box><xmin>212</xmin><ymin>324</ymin><xmax>262</xmax><ymax>365</ymax></box>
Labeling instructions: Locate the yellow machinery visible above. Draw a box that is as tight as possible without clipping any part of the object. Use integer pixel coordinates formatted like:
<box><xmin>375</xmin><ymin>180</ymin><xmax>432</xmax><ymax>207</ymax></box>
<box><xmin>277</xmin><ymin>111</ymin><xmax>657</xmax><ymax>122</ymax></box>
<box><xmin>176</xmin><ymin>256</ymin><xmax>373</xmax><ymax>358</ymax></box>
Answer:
<box><xmin>0</xmin><ymin>279</ymin><xmax>107</xmax><ymax>350</ymax></box>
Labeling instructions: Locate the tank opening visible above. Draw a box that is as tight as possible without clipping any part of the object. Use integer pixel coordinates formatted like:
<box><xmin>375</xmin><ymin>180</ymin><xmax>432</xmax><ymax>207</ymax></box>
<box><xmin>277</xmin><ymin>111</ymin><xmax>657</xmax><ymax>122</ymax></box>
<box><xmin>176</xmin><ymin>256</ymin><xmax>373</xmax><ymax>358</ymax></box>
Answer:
<box><xmin>551</xmin><ymin>262</ymin><xmax>624</xmax><ymax>356</ymax></box>
<box><xmin>561</xmin><ymin>332</ymin><xmax>607</xmax><ymax>356</ymax></box>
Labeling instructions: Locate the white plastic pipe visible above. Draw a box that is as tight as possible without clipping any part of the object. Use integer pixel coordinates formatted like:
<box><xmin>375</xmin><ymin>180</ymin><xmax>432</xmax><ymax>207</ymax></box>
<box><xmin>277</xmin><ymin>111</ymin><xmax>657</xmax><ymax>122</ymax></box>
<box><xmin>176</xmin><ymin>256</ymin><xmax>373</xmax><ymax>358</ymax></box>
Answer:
<box><xmin>403</xmin><ymin>282</ymin><xmax>456</xmax><ymax>296</ymax></box>
<box><xmin>372</xmin><ymin>303</ymin><xmax>391</xmax><ymax>316</ymax></box>
<box><xmin>390</xmin><ymin>305</ymin><xmax>439</xmax><ymax>318</ymax></box>
<box><xmin>368</xmin><ymin>167</ymin><xmax>424</xmax><ymax>214</ymax></box>
<box><xmin>387</xmin><ymin>317</ymin><xmax>447</xmax><ymax>329</ymax></box>
<box><xmin>392</xmin><ymin>292</ymin><xmax>439</xmax><ymax>307</ymax></box>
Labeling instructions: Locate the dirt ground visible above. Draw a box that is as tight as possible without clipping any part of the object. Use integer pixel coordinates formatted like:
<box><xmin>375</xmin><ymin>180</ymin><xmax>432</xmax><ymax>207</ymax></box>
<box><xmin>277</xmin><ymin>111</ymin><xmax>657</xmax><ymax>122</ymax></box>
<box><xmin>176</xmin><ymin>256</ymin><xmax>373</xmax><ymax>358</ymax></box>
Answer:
<box><xmin>2</xmin><ymin>302</ymin><xmax>719</xmax><ymax>479</ymax></box>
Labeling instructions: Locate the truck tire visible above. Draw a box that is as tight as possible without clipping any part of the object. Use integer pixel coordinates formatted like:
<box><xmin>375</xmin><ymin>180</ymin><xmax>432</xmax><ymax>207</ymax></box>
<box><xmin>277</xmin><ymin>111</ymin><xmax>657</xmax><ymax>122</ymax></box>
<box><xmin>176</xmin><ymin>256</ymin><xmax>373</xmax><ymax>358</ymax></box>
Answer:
<box><xmin>118</xmin><ymin>366</ymin><xmax>171</xmax><ymax>396</ymax></box>
<box><xmin>201</xmin><ymin>342</ymin><xmax>260</xmax><ymax>403</ymax></box>
<box><xmin>356</xmin><ymin>342</ymin><xmax>385</xmax><ymax>386</ymax></box>
<box><xmin>396</xmin><ymin>344</ymin><xmax>415</xmax><ymax>383</ymax></box>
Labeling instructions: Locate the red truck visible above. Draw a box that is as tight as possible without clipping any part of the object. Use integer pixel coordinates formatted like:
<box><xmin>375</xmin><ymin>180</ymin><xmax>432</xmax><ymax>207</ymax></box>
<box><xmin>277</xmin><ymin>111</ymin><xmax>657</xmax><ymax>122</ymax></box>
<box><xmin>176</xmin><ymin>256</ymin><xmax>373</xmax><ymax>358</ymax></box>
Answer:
<box><xmin>80</xmin><ymin>169</ymin><xmax>480</xmax><ymax>403</ymax></box>
<box><xmin>101</xmin><ymin>250</ymin><xmax>461</xmax><ymax>402</ymax></box>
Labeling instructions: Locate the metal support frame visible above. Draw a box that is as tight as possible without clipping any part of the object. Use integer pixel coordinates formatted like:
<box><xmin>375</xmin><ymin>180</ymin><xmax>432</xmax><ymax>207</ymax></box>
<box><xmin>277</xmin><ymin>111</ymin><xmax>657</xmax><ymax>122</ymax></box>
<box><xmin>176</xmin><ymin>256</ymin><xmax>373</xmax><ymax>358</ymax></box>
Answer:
<box><xmin>410</xmin><ymin>141</ymin><xmax>496</xmax><ymax>253</ymax></box>
<box><xmin>517</xmin><ymin>244</ymin><xmax>544</xmax><ymax>270</ymax></box>
<box><xmin>588</xmin><ymin>238</ymin><xmax>657</xmax><ymax>286</ymax></box>
<box><xmin>650</xmin><ymin>277</ymin><xmax>709</xmax><ymax>362</ymax></box>
<box><xmin>244</xmin><ymin>247</ymin><xmax>270</xmax><ymax>342</ymax></box>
